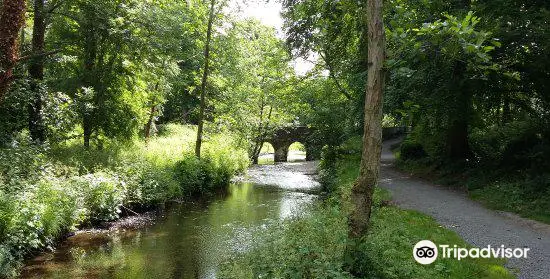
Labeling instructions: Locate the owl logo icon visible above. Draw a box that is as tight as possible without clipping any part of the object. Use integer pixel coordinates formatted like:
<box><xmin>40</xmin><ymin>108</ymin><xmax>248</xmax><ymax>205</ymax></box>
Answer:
<box><xmin>416</xmin><ymin>246</ymin><xmax>436</xmax><ymax>258</ymax></box>
<box><xmin>413</xmin><ymin>240</ymin><xmax>438</xmax><ymax>264</ymax></box>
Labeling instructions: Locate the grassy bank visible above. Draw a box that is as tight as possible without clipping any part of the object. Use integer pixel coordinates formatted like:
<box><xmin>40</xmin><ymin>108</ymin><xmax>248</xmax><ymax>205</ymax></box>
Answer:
<box><xmin>0</xmin><ymin>124</ymin><xmax>249</xmax><ymax>278</ymax></box>
<box><xmin>219</xmin><ymin>144</ymin><xmax>515</xmax><ymax>279</ymax></box>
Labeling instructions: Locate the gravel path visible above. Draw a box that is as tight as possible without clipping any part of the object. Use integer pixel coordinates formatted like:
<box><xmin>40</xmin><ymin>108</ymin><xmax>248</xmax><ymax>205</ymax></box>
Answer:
<box><xmin>379</xmin><ymin>138</ymin><xmax>550</xmax><ymax>279</ymax></box>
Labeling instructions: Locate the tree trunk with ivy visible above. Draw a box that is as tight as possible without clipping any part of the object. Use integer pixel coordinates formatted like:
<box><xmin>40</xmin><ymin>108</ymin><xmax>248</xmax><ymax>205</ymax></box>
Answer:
<box><xmin>28</xmin><ymin>0</ymin><xmax>47</xmax><ymax>142</ymax></box>
<box><xmin>0</xmin><ymin>0</ymin><xmax>27</xmax><ymax>101</ymax></box>
<box><xmin>348</xmin><ymin>0</ymin><xmax>385</xmax><ymax>241</ymax></box>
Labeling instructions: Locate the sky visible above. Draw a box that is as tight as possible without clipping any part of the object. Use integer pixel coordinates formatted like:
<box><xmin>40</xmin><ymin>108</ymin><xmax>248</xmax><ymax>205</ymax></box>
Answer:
<box><xmin>229</xmin><ymin>0</ymin><xmax>316</xmax><ymax>75</ymax></box>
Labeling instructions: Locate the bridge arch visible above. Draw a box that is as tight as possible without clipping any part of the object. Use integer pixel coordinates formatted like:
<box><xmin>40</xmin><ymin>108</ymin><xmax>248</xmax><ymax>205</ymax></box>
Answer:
<box><xmin>264</xmin><ymin>126</ymin><xmax>319</xmax><ymax>163</ymax></box>
<box><xmin>287</xmin><ymin>142</ymin><xmax>306</xmax><ymax>161</ymax></box>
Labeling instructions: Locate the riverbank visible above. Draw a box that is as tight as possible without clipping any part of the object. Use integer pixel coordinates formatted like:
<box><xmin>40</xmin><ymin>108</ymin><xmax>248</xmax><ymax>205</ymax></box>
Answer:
<box><xmin>219</xmin><ymin>139</ymin><xmax>515</xmax><ymax>279</ymax></box>
<box><xmin>20</xmin><ymin>160</ymin><xmax>320</xmax><ymax>278</ymax></box>
<box><xmin>0</xmin><ymin>124</ymin><xmax>249</xmax><ymax>278</ymax></box>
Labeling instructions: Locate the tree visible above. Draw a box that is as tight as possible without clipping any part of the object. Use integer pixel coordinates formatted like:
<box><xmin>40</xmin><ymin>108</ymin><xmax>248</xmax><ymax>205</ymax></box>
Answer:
<box><xmin>212</xmin><ymin>20</ymin><xmax>297</xmax><ymax>163</ymax></box>
<box><xmin>47</xmin><ymin>0</ymin><xmax>175</xmax><ymax>148</ymax></box>
<box><xmin>0</xmin><ymin>0</ymin><xmax>27</xmax><ymax>100</ymax></box>
<box><xmin>282</xmin><ymin>0</ymin><xmax>366</xmax><ymax>102</ymax></box>
<box><xmin>385</xmin><ymin>11</ymin><xmax>497</xmax><ymax>161</ymax></box>
<box><xmin>348</xmin><ymin>0</ymin><xmax>385</xmax><ymax>240</ymax></box>
<box><xmin>195</xmin><ymin>0</ymin><xmax>216</xmax><ymax>158</ymax></box>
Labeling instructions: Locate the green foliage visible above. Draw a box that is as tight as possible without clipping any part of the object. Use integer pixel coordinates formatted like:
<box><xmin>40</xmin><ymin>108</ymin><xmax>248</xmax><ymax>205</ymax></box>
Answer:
<box><xmin>318</xmin><ymin>145</ymin><xmax>340</xmax><ymax>192</ymax></box>
<box><xmin>0</xmin><ymin>80</ymin><xmax>32</xmax><ymax>145</ymax></box>
<box><xmin>0</xmin><ymin>176</ymin><xmax>85</xmax><ymax>278</ymax></box>
<box><xmin>174</xmin><ymin>133</ymin><xmax>249</xmax><ymax>196</ymax></box>
<box><xmin>119</xmin><ymin>159</ymin><xmax>180</xmax><ymax>205</ymax></box>
<box><xmin>387</xmin><ymin>11</ymin><xmax>498</xmax><ymax>160</ymax></box>
<box><xmin>74</xmin><ymin>173</ymin><xmax>126</xmax><ymax>223</ymax></box>
<box><xmin>0</xmin><ymin>133</ymin><xmax>47</xmax><ymax>190</ymax></box>
<box><xmin>470</xmin><ymin>178</ymin><xmax>550</xmax><ymax>224</ymax></box>
<box><xmin>398</xmin><ymin>119</ymin><xmax>550</xmax><ymax>224</ymax></box>
<box><xmin>211</xmin><ymin>19</ymin><xmax>298</xmax><ymax>161</ymax></box>
<box><xmin>353</xmin><ymin>207</ymin><xmax>513</xmax><ymax>279</ymax></box>
<box><xmin>470</xmin><ymin>119</ymin><xmax>550</xmax><ymax>174</ymax></box>
<box><xmin>220</xmin><ymin>206</ymin><xmax>352</xmax><ymax>279</ymax></box>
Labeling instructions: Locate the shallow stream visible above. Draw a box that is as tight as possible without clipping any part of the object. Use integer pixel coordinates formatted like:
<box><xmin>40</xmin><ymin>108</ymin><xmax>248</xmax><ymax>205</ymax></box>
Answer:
<box><xmin>21</xmin><ymin>154</ymin><xmax>319</xmax><ymax>279</ymax></box>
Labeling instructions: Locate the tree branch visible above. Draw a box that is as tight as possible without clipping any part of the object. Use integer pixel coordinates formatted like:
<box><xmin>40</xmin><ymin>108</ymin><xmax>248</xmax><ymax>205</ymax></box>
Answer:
<box><xmin>319</xmin><ymin>52</ymin><xmax>352</xmax><ymax>100</ymax></box>
<box><xmin>18</xmin><ymin>49</ymin><xmax>61</xmax><ymax>62</ymax></box>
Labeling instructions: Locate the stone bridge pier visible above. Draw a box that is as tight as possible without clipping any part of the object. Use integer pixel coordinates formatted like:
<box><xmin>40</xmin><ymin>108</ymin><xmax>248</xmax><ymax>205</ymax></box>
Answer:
<box><xmin>266</xmin><ymin>126</ymin><xmax>319</xmax><ymax>163</ymax></box>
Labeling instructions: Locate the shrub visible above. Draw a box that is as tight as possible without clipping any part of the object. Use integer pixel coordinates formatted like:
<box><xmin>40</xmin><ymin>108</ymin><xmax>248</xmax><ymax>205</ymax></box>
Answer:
<box><xmin>73</xmin><ymin>173</ymin><xmax>126</xmax><ymax>223</ymax></box>
<box><xmin>0</xmin><ymin>245</ymin><xmax>19</xmax><ymax>278</ymax></box>
<box><xmin>400</xmin><ymin>138</ymin><xmax>427</xmax><ymax>161</ymax></box>
<box><xmin>0</xmin><ymin>175</ymin><xmax>86</xmax><ymax>278</ymax></box>
<box><xmin>118</xmin><ymin>160</ymin><xmax>181</xmax><ymax>205</ymax></box>
<box><xmin>0</xmin><ymin>135</ymin><xmax>46</xmax><ymax>191</ymax></box>
<box><xmin>318</xmin><ymin>145</ymin><xmax>340</xmax><ymax>192</ymax></box>
<box><xmin>174</xmin><ymin>153</ymin><xmax>206</xmax><ymax>195</ymax></box>
<box><xmin>468</xmin><ymin>119</ymin><xmax>550</xmax><ymax>174</ymax></box>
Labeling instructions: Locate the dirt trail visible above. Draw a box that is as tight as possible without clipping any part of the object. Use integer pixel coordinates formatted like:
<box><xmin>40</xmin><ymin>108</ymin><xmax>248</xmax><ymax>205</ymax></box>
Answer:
<box><xmin>379</xmin><ymin>138</ymin><xmax>550</xmax><ymax>279</ymax></box>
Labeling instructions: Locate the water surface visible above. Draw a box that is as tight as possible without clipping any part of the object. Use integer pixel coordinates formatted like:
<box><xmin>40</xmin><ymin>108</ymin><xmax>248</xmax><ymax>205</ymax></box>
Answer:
<box><xmin>21</xmin><ymin>159</ymin><xmax>319</xmax><ymax>279</ymax></box>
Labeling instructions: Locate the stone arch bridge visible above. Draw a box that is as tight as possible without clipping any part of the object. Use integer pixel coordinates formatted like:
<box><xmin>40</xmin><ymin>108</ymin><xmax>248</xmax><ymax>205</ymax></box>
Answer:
<box><xmin>263</xmin><ymin>126</ymin><xmax>406</xmax><ymax>163</ymax></box>
<box><xmin>264</xmin><ymin>126</ymin><xmax>318</xmax><ymax>162</ymax></box>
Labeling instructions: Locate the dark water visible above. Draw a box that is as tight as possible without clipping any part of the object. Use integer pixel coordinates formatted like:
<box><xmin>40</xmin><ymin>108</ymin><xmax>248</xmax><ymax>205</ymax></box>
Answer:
<box><xmin>21</xmin><ymin>160</ymin><xmax>319</xmax><ymax>279</ymax></box>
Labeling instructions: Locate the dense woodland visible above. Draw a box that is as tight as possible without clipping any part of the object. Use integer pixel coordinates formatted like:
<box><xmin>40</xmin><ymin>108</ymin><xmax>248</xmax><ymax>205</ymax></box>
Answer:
<box><xmin>0</xmin><ymin>0</ymin><xmax>549</xmax><ymax>277</ymax></box>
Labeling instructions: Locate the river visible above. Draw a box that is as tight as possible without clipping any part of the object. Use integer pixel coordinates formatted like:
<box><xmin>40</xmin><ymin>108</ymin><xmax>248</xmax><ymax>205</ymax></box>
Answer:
<box><xmin>20</xmin><ymin>152</ymin><xmax>320</xmax><ymax>279</ymax></box>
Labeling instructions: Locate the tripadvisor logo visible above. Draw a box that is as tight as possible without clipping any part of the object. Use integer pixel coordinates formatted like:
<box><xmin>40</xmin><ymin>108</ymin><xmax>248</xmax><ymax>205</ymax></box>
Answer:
<box><xmin>414</xmin><ymin>240</ymin><xmax>438</xmax><ymax>264</ymax></box>
<box><xmin>413</xmin><ymin>240</ymin><xmax>530</xmax><ymax>265</ymax></box>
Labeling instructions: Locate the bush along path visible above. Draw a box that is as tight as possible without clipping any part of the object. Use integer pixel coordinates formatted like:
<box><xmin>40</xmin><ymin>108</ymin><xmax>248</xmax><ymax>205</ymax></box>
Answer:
<box><xmin>381</xmin><ymin>138</ymin><xmax>550</xmax><ymax>279</ymax></box>
<box><xmin>0</xmin><ymin>124</ymin><xmax>249</xmax><ymax>278</ymax></box>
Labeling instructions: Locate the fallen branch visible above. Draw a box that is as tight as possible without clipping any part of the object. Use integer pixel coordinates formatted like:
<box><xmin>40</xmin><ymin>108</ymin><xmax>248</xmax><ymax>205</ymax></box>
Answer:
<box><xmin>121</xmin><ymin>205</ymin><xmax>140</xmax><ymax>216</ymax></box>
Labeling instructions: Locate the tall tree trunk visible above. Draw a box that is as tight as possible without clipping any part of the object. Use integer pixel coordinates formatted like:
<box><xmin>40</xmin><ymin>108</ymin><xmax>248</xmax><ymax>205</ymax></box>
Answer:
<box><xmin>28</xmin><ymin>0</ymin><xmax>46</xmax><ymax>142</ymax></box>
<box><xmin>145</xmin><ymin>105</ymin><xmax>156</xmax><ymax>141</ymax></box>
<box><xmin>83</xmin><ymin>115</ymin><xmax>92</xmax><ymax>148</ymax></box>
<box><xmin>81</xmin><ymin>16</ymin><xmax>97</xmax><ymax>148</ymax></box>
<box><xmin>252</xmin><ymin>105</ymin><xmax>273</xmax><ymax>164</ymax></box>
<box><xmin>0</xmin><ymin>0</ymin><xmax>27</xmax><ymax>101</ymax></box>
<box><xmin>348</xmin><ymin>0</ymin><xmax>385</xmax><ymax>240</ymax></box>
<box><xmin>448</xmin><ymin>61</ymin><xmax>470</xmax><ymax>160</ymax></box>
<box><xmin>195</xmin><ymin>0</ymin><xmax>215</xmax><ymax>158</ymax></box>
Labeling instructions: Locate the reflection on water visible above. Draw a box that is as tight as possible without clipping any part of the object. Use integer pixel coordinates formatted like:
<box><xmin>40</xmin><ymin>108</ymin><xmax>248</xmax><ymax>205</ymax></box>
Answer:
<box><xmin>21</xmin><ymin>162</ymin><xmax>319</xmax><ymax>279</ymax></box>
